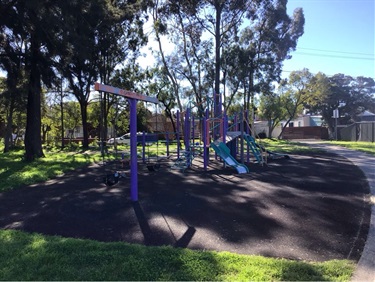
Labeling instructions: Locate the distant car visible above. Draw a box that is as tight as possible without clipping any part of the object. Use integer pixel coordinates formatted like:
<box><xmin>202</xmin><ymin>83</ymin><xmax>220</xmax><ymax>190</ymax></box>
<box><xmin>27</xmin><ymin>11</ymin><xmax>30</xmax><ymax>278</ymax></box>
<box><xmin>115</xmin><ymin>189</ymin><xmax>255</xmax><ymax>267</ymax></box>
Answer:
<box><xmin>107</xmin><ymin>132</ymin><xmax>144</xmax><ymax>145</ymax></box>
<box><xmin>107</xmin><ymin>134</ymin><xmax>130</xmax><ymax>145</ymax></box>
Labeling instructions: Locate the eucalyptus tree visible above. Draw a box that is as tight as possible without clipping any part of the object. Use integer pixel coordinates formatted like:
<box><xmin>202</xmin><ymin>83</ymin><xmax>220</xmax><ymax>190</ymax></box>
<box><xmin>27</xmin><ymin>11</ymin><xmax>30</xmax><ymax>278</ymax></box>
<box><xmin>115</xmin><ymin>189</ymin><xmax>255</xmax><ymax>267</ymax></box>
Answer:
<box><xmin>192</xmin><ymin>0</ymin><xmax>250</xmax><ymax>117</ymax></box>
<box><xmin>259</xmin><ymin>91</ymin><xmax>285</xmax><ymax>137</ymax></box>
<box><xmin>164</xmin><ymin>1</ymin><xmax>214</xmax><ymax>118</ymax></box>
<box><xmin>225</xmin><ymin>0</ymin><xmax>305</xmax><ymax>115</ymax></box>
<box><xmin>150</xmin><ymin>0</ymin><xmax>185</xmax><ymax>117</ymax></box>
<box><xmin>278</xmin><ymin>68</ymin><xmax>313</xmax><ymax>138</ymax></box>
<box><xmin>150</xmin><ymin>0</ymin><xmax>249</xmax><ymax>119</ymax></box>
<box><xmin>147</xmin><ymin>66</ymin><xmax>178</xmax><ymax>134</ymax></box>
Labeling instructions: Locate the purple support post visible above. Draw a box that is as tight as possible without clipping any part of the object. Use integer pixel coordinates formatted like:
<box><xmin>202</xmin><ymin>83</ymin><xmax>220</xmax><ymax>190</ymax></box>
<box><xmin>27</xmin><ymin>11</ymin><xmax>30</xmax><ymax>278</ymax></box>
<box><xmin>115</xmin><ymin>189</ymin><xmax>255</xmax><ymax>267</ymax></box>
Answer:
<box><xmin>129</xmin><ymin>99</ymin><xmax>138</xmax><ymax>202</ymax></box>
<box><xmin>192</xmin><ymin>115</ymin><xmax>195</xmax><ymax>145</ymax></box>
<box><xmin>184</xmin><ymin>108</ymin><xmax>190</xmax><ymax>150</ymax></box>
<box><xmin>219</xmin><ymin>92</ymin><xmax>222</xmax><ymax>117</ymax></box>
<box><xmin>245</xmin><ymin>110</ymin><xmax>249</xmax><ymax>135</ymax></box>
<box><xmin>166</xmin><ymin>132</ymin><xmax>170</xmax><ymax>156</ymax></box>
<box><xmin>204</xmin><ymin>108</ymin><xmax>209</xmax><ymax>170</ymax></box>
<box><xmin>142</xmin><ymin>131</ymin><xmax>146</xmax><ymax>164</ymax></box>
<box><xmin>234</xmin><ymin>115</ymin><xmax>238</xmax><ymax>156</ymax></box>
<box><xmin>245</xmin><ymin>110</ymin><xmax>250</xmax><ymax>163</ymax></box>
<box><xmin>177</xmin><ymin>110</ymin><xmax>180</xmax><ymax>158</ymax></box>
<box><xmin>223</xmin><ymin>113</ymin><xmax>227</xmax><ymax>145</ymax></box>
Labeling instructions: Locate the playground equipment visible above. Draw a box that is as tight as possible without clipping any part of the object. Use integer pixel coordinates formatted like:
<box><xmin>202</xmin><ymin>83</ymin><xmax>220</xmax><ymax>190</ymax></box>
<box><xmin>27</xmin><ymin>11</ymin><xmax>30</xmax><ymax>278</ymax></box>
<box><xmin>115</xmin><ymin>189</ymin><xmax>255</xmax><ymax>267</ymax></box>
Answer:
<box><xmin>96</xmin><ymin>82</ymin><xmax>287</xmax><ymax>199</ymax></box>
<box><xmin>171</xmin><ymin>96</ymin><xmax>291</xmax><ymax>174</ymax></box>
<box><xmin>210</xmin><ymin>142</ymin><xmax>249</xmax><ymax>174</ymax></box>
<box><xmin>95</xmin><ymin>82</ymin><xmax>158</xmax><ymax>201</ymax></box>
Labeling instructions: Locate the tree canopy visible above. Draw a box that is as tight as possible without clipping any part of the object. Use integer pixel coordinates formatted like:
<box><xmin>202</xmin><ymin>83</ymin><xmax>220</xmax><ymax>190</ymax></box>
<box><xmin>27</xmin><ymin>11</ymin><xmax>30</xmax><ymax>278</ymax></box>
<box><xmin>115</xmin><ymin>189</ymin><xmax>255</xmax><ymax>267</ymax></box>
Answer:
<box><xmin>1</xmin><ymin>0</ymin><xmax>374</xmax><ymax>157</ymax></box>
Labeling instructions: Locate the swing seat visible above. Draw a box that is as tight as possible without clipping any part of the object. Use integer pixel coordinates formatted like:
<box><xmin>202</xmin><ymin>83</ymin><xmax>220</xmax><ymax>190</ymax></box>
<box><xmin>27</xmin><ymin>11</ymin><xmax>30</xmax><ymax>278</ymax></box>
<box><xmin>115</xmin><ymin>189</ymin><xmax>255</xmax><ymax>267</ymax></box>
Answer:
<box><xmin>103</xmin><ymin>173</ymin><xmax>119</xmax><ymax>186</ymax></box>
<box><xmin>147</xmin><ymin>163</ymin><xmax>160</xmax><ymax>172</ymax></box>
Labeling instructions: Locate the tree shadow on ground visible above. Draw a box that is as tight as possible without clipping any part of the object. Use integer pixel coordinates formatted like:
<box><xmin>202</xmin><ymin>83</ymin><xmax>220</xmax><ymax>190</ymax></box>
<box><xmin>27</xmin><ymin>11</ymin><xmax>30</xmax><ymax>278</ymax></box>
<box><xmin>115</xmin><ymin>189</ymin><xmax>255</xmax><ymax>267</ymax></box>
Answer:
<box><xmin>0</xmin><ymin>152</ymin><xmax>371</xmax><ymax>262</ymax></box>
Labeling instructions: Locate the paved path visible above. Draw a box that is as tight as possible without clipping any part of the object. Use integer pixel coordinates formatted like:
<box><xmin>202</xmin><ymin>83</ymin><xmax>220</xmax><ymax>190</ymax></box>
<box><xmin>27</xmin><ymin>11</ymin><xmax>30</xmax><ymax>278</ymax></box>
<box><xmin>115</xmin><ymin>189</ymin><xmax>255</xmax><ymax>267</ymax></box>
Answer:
<box><xmin>299</xmin><ymin>141</ymin><xmax>375</xmax><ymax>282</ymax></box>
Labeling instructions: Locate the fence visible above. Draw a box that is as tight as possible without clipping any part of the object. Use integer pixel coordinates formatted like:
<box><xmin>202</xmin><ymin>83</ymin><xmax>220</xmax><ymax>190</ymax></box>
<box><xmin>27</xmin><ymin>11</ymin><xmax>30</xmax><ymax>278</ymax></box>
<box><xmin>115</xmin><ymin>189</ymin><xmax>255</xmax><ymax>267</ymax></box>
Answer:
<box><xmin>339</xmin><ymin>122</ymin><xmax>375</xmax><ymax>142</ymax></box>
<box><xmin>281</xmin><ymin>126</ymin><xmax>329</xmax><ymax>140</ymax></box>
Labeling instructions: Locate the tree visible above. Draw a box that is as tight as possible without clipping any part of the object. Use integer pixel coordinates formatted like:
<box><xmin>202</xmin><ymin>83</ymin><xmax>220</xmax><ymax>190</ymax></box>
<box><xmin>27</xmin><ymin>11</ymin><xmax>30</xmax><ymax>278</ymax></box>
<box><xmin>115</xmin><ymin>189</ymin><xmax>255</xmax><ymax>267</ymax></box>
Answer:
<box><xmin>259</xmin><ymin>91</ymin><xmax>285</xmax><ymax>137</ymax></box>
<box><xmin>150</xmin><ymin>0</ymin><xmax>185</xmax><ymax>118</ymax></box>
<box><xmin>225</xmin><ymin>0</ymin><xmax>304</xmax><ymax>123</ymax></box>
<box><xmin>0</xmin><ymin>0</ymin><xmax>58</xmax><ymax>159</ymax></box>
<box><xmin>147</xmin><ymin>67</ymin><xmax>178</xmax><ymax>134</ymax></box>
<box><xmin>306</xmin><ymin>73</ymin><xmax>375</xmax><ymax>136</ymax></box>
<box><xmin>54</xmin><ymin>0</ymin><xmax>148</xmax><ymax>149</ymax></box>
<box><xmin>278</xmin><ymin>68</ymin><xmax>313</xmax><ymax>139</ymax></box>
<box><xmin>165</xmin><ymin>1</ymin><xmax>214</xmax><ymax>119</ymax></box>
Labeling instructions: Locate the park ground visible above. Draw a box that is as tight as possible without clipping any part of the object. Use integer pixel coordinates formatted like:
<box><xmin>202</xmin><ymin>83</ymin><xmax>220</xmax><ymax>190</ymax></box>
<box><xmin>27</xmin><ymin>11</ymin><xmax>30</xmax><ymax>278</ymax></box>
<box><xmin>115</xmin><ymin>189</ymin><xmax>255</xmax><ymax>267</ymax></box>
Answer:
<box><xmin>0</xmin><ymin>149</ymin><xmax>371</xmax><ymax>264</ymax></box>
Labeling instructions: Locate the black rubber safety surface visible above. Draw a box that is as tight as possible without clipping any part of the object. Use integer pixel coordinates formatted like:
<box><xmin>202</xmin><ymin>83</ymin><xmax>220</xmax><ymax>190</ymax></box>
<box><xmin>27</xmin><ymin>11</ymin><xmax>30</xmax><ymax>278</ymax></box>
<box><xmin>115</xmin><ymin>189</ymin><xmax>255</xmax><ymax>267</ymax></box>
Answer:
<box><xmin>0</xmin><ymin>152</ymin><xmax>371</xmax><ymax>262</ymax></box>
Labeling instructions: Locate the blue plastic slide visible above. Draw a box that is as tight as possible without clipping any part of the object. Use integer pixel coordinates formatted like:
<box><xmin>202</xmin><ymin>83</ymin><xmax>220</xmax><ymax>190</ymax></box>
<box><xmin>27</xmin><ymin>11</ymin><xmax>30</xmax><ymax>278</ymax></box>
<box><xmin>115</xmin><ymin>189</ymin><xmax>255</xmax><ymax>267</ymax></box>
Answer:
<box><xmin>210</xmin><ymin>142</ymin><xmax>249</xmax><ymax>174</ymax></box>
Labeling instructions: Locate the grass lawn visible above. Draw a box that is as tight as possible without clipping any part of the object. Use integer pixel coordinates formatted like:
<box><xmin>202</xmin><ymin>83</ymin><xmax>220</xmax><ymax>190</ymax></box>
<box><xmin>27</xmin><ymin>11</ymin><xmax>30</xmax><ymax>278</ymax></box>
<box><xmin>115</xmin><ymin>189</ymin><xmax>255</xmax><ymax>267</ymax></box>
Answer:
<box><xmin>325</xmin><ymin>141</ymin><xmax>375</xmax><ymax>156</ymax></box>
<box><xmin>0</xmin><ymin>229</ymin><xmax>354</xmax><ymax>281</ymax></box>
<box><xmin>0</xmin><ymin>140</ymin><xmax>366</xmax><ymax>281</ymax></box>
<box><xmin>259</xmin><ymin>138</ymin><xmax>324</xmax><ymax>154</ymax></box>
<box><xmin>0</xmin><ymin>148</ymin><xmax>104</xmax><ymax>192</ymax></box>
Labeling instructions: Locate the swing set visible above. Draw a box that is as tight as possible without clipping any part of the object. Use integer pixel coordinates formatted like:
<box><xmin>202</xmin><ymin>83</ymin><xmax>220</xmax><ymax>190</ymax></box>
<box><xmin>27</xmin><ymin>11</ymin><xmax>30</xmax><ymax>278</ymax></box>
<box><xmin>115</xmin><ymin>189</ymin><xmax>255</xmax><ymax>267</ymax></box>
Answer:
<box><xmin>95</xmin><ymin>82</ymin><xmax>158</xmax><ymax>201</ymax></box>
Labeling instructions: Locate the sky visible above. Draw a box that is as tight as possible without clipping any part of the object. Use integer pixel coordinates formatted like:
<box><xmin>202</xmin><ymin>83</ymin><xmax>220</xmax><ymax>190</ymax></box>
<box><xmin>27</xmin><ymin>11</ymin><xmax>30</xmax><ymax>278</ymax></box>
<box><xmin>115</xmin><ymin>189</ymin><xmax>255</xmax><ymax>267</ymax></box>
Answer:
<box><xmin>282</xmin><ymin>0</ymin><xmax>375</xmax><ymax>79</ymax></box>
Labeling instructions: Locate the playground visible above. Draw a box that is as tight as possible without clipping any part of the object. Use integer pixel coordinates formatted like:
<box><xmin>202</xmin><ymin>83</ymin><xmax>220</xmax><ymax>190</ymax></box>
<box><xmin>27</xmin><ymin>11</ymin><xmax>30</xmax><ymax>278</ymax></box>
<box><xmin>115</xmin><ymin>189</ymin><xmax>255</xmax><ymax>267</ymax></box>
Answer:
<box><xmin>0</xmin><ymin>84</ymin><xmax>371</xmax><ymax>277</ymax></box>
<box><xmin>0</xmin><ymin>148</ymin><xmax>371</xmax><ymax>262</ymax></box>
<box><xmin>0</xmin><ymin>83</ymin><xmax>371</xmax><ymax>265</ymax></box>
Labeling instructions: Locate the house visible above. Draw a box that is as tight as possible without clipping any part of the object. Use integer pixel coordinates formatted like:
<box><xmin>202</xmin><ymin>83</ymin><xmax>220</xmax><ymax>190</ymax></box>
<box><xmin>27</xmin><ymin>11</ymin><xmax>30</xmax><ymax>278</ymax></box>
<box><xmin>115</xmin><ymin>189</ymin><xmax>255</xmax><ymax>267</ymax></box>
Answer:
<box><xmin>339</xmin><ymin>110</ymin><xmax>375</xmax><ymax>142</ymax></box>
<box><xmin>252</xmin><ymin>114</ymin><xmax>326</xmax><ymax>139</ymax></box>
<box><xmin>357</xmin><ymin>110</ymin><xmax>375</xmax><ymax>122</ymax></box>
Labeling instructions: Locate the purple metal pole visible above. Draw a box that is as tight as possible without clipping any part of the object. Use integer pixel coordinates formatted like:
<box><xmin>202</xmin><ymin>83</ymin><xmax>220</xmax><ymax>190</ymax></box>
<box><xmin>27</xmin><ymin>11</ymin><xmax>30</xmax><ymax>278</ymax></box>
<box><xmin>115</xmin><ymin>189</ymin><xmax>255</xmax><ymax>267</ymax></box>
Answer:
<box><xmin>234</xmin><ymin>115</ymin><xmax>238</xmax><ymax>156</ymax></box>
<box><xmin>204</xmin><ymin>108</ymin><xmax>209</xmax><ymax>170</ymax></box>
<box><xmin>129</xmin><ymin>99</ymin><xmax>138</xmax><ymax>202</ymax></box>
<box><xmin>223</xmin><ymin>113</ymin><xmax>227</xmax><ymax>144</ymax></box>
<box><xmin>142</xmin><ymin>131</ymin><xmax>146</xmax><ymax>164</ymax></box>
<box><xmin>245</xmin><ymin>110</ymin><xmax>250</xmax><ymax>163</ymax></box>
<box><xmin>192</xmin><ymin>115</ymin><xmax>195</xmax><ymax>145</ymax></box>
<box><xmin>166</xmin><ymin>132</ymin><xmax>170</xmax><ymax>156</ymax></box>
<box><xmin>177</xmin><ymin>110</ymin><xmax>180</xmax><ymax>158</ymax></box>
<box><xmin>185</xmin><ymin>108</ymin><xmax>190</xmax><ymax>150</ymax></box>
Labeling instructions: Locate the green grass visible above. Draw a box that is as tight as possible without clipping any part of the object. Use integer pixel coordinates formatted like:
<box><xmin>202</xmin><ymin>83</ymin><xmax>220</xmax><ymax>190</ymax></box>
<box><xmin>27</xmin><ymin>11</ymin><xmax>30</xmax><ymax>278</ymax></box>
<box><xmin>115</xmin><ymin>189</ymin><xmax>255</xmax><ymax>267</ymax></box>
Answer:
<box><xmin>324</xmin><ymin>141</ymin><xmax>375</xmax><ymax>156</ymax></box>
<box><xmin>0</xmin><ymin>148</ymin><xmax>108</xmax><ymax>192</ymax></box>
<box><xmin>0</xmin><ymin>141</ymin><xmax>367</xmax><ymax>281</ymax></box>
<box><xmin>0</xmin><ymin>229</ymin><xmax>354</xmax><ymax>281</ymax></box>
<box><xmin>258</xmin><ymin>138</ymin><xmax>324</xmax><ymax>154</ymax></box>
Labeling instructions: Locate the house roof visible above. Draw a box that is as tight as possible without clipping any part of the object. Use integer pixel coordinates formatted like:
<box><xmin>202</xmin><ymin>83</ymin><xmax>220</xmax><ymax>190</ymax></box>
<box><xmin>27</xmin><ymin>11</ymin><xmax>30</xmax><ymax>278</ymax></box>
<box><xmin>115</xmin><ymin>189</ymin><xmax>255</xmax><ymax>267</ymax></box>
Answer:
<box><xmin>357</xmin><ymin>110</ymin><xmax>375</xmax><ymax>117</ymax></box>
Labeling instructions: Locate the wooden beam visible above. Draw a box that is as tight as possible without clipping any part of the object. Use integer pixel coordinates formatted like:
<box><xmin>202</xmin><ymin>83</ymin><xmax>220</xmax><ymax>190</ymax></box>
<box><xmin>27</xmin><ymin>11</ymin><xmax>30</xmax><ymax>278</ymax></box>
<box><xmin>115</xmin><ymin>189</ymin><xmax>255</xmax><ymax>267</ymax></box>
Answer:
<box><xmin>94</xmin><ymin>82</ymin><xmax>158</xmax><ymax>104</ymax></box>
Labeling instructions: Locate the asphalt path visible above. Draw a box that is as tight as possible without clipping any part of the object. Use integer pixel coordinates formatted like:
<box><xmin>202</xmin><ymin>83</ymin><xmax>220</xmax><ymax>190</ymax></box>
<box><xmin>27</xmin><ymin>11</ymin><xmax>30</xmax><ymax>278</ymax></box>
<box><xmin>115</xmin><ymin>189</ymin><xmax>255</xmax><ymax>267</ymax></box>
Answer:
<box><xmin>297</xmin><ymin>141</ymin><xmax>375</xmax><ymax>282</ymax></box>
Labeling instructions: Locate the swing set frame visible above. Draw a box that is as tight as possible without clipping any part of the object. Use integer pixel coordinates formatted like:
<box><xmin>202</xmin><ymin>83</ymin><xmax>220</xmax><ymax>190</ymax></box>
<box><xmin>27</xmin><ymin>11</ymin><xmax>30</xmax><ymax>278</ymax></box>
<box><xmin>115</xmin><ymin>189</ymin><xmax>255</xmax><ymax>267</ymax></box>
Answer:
<box><xmin>95</xmin><ymin>82</ymin><xmax>158</xmax><ymax>202</ymax></box>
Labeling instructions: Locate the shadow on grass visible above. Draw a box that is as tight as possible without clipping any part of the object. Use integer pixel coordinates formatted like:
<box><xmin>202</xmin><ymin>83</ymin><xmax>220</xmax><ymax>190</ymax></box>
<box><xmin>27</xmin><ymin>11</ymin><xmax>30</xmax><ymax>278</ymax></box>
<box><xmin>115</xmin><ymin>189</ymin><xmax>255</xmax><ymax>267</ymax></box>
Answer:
<box><xmin>0</xmin><ymin>229</ymin><xmax>347</xmax><ymax>281</ymax></box>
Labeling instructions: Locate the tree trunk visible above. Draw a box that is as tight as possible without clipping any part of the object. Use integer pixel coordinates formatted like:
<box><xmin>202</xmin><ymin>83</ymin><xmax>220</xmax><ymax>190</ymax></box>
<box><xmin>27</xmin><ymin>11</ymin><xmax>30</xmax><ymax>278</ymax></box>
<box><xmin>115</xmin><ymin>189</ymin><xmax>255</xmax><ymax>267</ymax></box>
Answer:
<box><xmin>3</xmin><ymin>97</ymin><xmax>15</xmax><ymax>153</ymax></box>
<box><xmin>24</xmin><ymin>36</ymin><xmax>44</xmax><ymax>161</ymax></box>
<box><xmin>60</xmin><ymin>79</ymin><xmax>65</xmax><ymax>149</ymax></box>
<box><xmin>214</xmin><ymin>4</ymin><xmax>222</xmax><ymax>118</ymax></box>
<box><xmin>80</xmin><ymin>100</ymin><xmax>89</xmax><ymax>149</ymax></box>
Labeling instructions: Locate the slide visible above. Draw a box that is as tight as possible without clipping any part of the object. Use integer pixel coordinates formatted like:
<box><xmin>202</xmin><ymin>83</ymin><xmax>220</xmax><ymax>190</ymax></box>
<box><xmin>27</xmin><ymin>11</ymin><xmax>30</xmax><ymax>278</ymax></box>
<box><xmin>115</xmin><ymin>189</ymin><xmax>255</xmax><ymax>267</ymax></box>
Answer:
<box><xmin>210</xmin><ymin>142</ymin><xmax>249</xmax><ymax>174</ymax></box>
